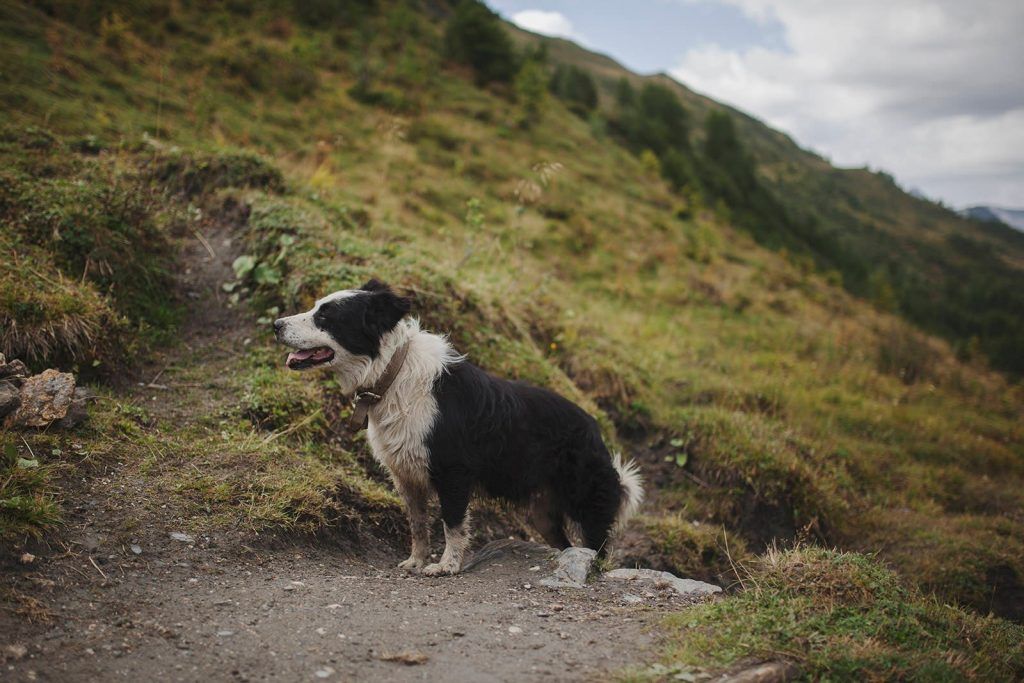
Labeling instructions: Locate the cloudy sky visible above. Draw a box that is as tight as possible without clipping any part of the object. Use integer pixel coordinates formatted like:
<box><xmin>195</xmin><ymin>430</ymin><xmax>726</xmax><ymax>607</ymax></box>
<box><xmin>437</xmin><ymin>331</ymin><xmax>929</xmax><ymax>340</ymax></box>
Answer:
<box><xmin>487</xmin><ymin>0</ymin><xmax>1024</xmax><ymax>209</ymax></box>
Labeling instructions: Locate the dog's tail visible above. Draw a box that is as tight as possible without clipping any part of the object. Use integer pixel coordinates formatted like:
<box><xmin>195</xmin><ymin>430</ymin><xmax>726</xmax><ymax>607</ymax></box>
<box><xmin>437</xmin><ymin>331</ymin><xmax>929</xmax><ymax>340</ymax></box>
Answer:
<box><xmin>612</xmin><ymin>451</ymin><xmax>644</xmax><ymax>529</ymax></box>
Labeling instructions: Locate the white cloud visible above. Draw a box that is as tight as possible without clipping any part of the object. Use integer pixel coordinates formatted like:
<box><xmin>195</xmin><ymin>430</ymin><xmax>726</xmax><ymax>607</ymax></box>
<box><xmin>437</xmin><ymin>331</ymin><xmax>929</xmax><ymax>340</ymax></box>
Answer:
<box><xmin>511</xmin><ymin>9</ymin><xmax>585</xmax><ymax>43</ymax></box>
<box><xmin>671</xmin><ymin>0</ymin><xmax>1024</xmax><ymax>207</ymax></box>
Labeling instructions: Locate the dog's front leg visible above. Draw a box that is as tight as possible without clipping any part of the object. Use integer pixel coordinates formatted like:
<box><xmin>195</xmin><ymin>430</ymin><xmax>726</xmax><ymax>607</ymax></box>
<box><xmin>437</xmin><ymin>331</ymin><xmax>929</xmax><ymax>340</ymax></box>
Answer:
<box><xmin>394</xmin><ymin>478</ymin><xmax>430</xmax><ymax>571</ymax></box>
<box><xmin>423</xmin><ymin>473</ymin><xmax>472</xmax><ymax>576</ymax></box>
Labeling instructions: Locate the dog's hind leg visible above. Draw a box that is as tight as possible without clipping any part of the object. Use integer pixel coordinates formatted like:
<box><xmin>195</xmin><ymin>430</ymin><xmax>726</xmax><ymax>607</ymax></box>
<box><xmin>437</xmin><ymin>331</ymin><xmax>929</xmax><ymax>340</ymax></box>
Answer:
<box><xmin>395</xmin><ymin>478</ymin><xmax>431</xmax><ymax>571</ymax></box>
<box><xmin>423</xmin><ymin>470</ymin><xmax>473</xmax><ymax>576</ymax></box>
<box><xmin>530</xmin><ymin>490</ymin><xmax>570</xmax><ymax>550</ymax></box>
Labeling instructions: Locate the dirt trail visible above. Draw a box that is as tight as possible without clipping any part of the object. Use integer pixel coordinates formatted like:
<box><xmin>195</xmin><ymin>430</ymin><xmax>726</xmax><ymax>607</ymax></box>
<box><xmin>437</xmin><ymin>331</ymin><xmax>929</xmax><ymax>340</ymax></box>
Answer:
<box><xmin>1</xmin><ymin>222</ymin><xmax>700</xmax><ymax>681</ymax></box>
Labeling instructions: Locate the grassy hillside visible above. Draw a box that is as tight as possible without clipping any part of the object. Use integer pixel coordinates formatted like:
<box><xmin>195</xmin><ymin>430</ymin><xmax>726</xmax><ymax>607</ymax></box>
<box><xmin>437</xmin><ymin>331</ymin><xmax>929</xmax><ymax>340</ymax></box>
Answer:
<box><xmin>508</xmin><ymin>26</ymin><xmax>1024</xmax><ymax>377</ymax></box>
<box><xmin>2</xmin><ymin>0</ymin><xmax>1022</xmax><ymax>677</ymax></box>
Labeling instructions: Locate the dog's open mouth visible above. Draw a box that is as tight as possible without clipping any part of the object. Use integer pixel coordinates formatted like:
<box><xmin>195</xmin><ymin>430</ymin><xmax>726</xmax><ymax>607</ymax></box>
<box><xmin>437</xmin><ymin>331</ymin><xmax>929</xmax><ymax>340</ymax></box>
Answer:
<box><xmin>285</xmin><ymin>347</ymin><xmax>335</xmax><ymax>370</ymax></box>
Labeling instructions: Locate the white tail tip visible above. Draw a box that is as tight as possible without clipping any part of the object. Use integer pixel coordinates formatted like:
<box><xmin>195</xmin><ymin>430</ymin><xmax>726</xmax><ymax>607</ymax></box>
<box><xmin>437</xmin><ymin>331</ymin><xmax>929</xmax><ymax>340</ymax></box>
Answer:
<box><xmin>612</xmin><ymin>451</ymin><xmax>644</xmax><ymax>528</ymax></box>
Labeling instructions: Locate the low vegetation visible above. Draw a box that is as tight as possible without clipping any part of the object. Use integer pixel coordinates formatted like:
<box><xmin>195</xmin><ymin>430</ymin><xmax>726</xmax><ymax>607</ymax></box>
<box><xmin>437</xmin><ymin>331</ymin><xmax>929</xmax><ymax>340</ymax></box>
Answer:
<box><xmin>2</xmin><ymin>0</ymin><xmax>1022</xmax><ymax>675</ymax></box>
<box><xmin>655</xmin><ymin>546</ymin><xmax>1024</xmax><ymax>681</ymax></box>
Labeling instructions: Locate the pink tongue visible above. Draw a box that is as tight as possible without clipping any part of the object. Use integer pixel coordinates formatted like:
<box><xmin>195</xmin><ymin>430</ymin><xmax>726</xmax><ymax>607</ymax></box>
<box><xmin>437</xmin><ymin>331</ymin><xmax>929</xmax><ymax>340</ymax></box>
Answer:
<box><xmin>287</xmin><ymin>348</ymin><xmax>330</xmax><ymax>365</ymax></box>
<box><xmin>287</xmin><ymin>349</ymin><xmax>316</xmax><ymax>364</ymax></box>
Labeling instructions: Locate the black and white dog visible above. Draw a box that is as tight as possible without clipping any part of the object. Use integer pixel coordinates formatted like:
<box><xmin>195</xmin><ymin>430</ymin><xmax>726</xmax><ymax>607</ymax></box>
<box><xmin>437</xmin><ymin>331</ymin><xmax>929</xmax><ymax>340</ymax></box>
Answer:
<box><xmin>274</xmin><ymin>279</ymin><xmax>643</xmax><ymax>575</ymax></box>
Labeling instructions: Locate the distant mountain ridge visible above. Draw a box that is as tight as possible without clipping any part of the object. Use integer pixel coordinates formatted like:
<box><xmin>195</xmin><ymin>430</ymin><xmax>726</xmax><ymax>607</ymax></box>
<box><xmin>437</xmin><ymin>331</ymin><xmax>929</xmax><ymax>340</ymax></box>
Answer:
<box><xmin>962</xmin><ymin>205</ymin><xmax>1024</xmax><ymax>232</ymax></box>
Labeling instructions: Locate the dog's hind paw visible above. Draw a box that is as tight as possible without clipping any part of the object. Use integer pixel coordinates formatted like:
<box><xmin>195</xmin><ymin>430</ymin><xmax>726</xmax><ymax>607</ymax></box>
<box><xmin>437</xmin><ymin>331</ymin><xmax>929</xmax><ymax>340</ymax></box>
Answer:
<box><xmin>397</xmin><ymin>556</ymin><xmax>426</xmax><ymax>571</ymax></box>
<box><xmin>422</xmin><ymin>560</ymin><xmax>460</xmax><ymax>576</ymax></box>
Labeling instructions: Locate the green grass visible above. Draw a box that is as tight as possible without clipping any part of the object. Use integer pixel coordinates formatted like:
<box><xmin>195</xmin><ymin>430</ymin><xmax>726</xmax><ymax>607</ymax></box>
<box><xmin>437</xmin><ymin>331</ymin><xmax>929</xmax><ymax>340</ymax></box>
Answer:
<box><xmin>0</xmin><ymin>435</ymin><xmax>62</xmax><ymax>542</ymax></box>
<box><xmin>1</xmin><ymin>0</ymin><xmax>1022</xmax><ymax>673</ymax></box>
<box><xmin>651</xmin><ymin>546</ymin><xmax>1024</xmax><ymax>681</ymax></box>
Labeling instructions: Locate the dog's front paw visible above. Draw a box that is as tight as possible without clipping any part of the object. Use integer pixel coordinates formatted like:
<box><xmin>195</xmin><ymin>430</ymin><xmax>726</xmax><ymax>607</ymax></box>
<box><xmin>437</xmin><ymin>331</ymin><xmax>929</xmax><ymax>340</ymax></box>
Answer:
<box><xmin>422</xmin><ymin>560</ymin><xmax>461</xmax><ymax>576</ymax></box>
<box><xmin>397</xmin><ymin>556</ymin><xmax>426</xmax><ymax>571</ymax></box>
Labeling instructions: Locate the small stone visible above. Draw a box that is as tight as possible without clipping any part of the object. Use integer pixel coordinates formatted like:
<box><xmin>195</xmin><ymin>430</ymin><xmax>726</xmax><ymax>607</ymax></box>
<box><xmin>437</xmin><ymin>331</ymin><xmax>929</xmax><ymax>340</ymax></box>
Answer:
<box><xmin>621</xmin><ymin>593</ymin><xmax>644</xmax><ymax>604</ymax></box>
<box><xmin>216</xmin><ymin>630</ymin><xmax>234</xmax><ymax>637</ymax></box>
<box><xmin>603</xmin><ymin>568</ymin><xmax>722</xmax><ymax>596</ymax></box>
<box><xmin>3</xmin><ymin>644</ymin><xmax>28</xmax><ymax>661</ymax></box>
<box><xmin>539</xmin><ymin>547</ymin><xmax>596</xmax><ymax>589</ymax></box>
<box><xmin>130</xmin><ymin>544</ymin><xmax>142</xmax><ymax>555</ymax></box>
<box><xmin>508</xmin><ymin>626</ymin><xmax>523</xmax><ymax>635</ymax></box>
<box><xmin>19</xmin><ymin>552</ymin><xmax>36</xmax><ymax>565</ymax></box>
<box><xmin>0</xmin><ymin>382</ymin><xmax>21</xmax><ymax>419</ymax></box>
<box><xmin>314</xmin><ymin>667</ymin><xmax>335</xmax><ymax>679</ymax></box>
<box><xmin>169</xmin><ymin>532</ymin><xmax>195</xmax><ymax>544</ymax></box>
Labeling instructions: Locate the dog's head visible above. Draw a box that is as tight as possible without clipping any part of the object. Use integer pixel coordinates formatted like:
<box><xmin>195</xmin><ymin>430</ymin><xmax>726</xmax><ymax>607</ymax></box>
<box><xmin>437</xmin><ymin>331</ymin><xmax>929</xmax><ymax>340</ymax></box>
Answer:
<box><xmin>273</xmin><ymin>279</ymin><xmax>411</xmax><ymax>384</ymax></box>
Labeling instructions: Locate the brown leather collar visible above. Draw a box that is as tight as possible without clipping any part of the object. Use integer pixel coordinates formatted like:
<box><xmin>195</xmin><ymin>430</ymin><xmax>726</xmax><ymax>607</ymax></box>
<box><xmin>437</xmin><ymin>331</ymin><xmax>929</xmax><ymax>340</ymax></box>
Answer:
<box><xmin>348</xmin><ymin>340</ymin><xmax>411</xmax><ymax>431</ymax></box>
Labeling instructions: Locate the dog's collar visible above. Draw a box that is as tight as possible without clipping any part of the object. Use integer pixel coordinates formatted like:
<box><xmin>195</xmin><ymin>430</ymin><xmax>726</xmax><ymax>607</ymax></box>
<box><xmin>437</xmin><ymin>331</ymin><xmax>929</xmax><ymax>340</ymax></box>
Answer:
<box><xmin>348</xmin><ymin>340</ymin><xmax>411</xmax><ymax>432</ymax></box>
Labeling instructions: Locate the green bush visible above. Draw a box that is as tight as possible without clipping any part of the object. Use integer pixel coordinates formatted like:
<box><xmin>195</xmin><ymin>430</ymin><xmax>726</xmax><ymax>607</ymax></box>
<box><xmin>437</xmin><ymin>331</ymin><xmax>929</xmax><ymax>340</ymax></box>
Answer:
<box><xmin>444</xmin><ymin>0</ymin><xmax>518</xmax><ymax>86</ymax></box>
<box><xmin>549</xmin><ymin>64</ymin><xmax>598</xmax><ymax>117</ymax></box>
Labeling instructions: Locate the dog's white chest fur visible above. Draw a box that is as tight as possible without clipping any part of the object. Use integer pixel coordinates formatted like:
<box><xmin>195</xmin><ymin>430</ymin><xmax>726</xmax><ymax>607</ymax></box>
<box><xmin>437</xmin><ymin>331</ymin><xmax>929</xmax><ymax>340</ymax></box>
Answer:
<box><xmin>363</xmin><ymin>323</ymin><xmax>461</xmax><ymax>489</ymax></box>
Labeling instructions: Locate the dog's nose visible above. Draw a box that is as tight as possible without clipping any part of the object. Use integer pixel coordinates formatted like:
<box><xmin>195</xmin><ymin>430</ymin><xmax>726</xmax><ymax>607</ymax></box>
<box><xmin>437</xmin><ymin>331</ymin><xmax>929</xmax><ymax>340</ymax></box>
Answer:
<box><xmin>273</xmin><ymin>319</ymin><xmax>284</xmax><ymax>334</ymax></box>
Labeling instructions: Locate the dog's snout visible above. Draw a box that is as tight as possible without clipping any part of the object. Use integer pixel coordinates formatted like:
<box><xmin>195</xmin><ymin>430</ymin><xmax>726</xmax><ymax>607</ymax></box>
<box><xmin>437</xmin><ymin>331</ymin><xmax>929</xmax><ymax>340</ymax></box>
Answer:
<box><xmin>273</xmin><ymin>318</ymin><xmax>285</xmax><ymax>334</ymax></box>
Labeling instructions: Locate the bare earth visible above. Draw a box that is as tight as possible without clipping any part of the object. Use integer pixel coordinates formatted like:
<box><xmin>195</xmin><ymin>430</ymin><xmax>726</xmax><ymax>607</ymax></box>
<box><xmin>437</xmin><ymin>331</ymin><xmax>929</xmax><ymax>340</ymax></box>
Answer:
<box><xmin>1</xmin><ymin>219</ymin><xmax>704</xmax><ymax>682</ymax></box>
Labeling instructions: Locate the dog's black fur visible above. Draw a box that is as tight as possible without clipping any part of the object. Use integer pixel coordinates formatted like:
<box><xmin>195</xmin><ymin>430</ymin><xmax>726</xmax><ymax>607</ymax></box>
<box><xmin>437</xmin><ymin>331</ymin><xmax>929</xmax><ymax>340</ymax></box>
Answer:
<box><xmin>427</xmin><ymin>360</ymin><xmax>624</xmax><ymax>552</ymax></box>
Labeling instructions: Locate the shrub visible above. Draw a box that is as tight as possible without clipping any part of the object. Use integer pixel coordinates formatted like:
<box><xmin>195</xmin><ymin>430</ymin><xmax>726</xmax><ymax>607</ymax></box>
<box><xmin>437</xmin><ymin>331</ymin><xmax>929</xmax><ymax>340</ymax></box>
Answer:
<box><xmin>514</xmin><ymin>58</ymin><xmax>548</xmax><ymax>127</ymax></box>
<box><xmin>549</xmin><ymin>64</ymin><xmax>598</xmax><ymax>117</ymax></box>
<box><xmin>444</xmin><ymin>0</ymin><xmax>518</xmax><ymax>86</ymax></box>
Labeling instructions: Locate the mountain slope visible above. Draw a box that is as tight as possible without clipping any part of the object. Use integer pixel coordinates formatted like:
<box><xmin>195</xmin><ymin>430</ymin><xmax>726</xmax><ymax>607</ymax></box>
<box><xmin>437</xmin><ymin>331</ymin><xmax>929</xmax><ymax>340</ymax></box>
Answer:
<box><xmin>1</xmin><ymin>0</ymin><xmax>1023</xmax><ymax>677</ymax></box>
<box><xmin>506</xmin><ymin>24</ymin><xmax>1024</xmax><ymax>376</ymax></box>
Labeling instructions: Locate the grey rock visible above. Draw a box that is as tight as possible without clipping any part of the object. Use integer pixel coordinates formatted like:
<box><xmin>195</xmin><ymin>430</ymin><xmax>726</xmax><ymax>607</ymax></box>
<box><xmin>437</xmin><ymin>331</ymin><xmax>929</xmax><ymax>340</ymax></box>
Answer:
<box><xmin>5</xmin><ymin>369</ymin><xmax>75</xmax><ymax>428</ymax></box>
<box><xmin>0</xmin><ymin>356</ymin><xmax>28</xmax><ymax>383</ymax></box>
<box><xmin>54</xmin><ymin>387</ymin><xmax>91</xmax><ymax>429</ymax></box>
<box><xmin>130</xmin><ymin>544</ymin><xmax>143</xmax><ymax>555</ymax></box>
<box><xmin>538</xmin><ymin>547</ymin><xmax>596</xmax><ymax>589</ymax></box>
<box><xmin>169</xmin><ymin>532</ymin><xmax>196</xmax><ymax>544</ymax></box>
<box><xmin>0</xmin><ymin>381</ymin><xmax>20</xmax><ymax>419</ymax></box>
<box><xmin>603</xmin><ymin>568</ymin><xmax>721</xmax><ymax>596</ymax></box>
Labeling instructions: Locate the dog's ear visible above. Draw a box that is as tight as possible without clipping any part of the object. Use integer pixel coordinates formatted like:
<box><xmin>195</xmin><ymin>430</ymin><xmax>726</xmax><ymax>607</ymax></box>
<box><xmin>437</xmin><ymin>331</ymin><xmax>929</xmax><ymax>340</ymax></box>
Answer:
<box><xmin>362</xmin><ymin>285</ymin><xmax>412</xmax><ymax>339</ymax></box>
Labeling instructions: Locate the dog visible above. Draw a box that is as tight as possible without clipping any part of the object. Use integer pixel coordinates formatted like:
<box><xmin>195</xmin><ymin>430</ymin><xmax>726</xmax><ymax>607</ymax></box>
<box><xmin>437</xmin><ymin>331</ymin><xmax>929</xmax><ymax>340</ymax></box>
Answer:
<box><xmin>274</xmin><ymin>279</ymin><xmax>643</xmax><ymax>575</ymax></box>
